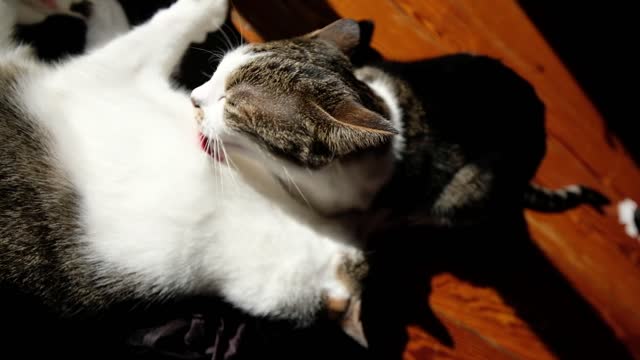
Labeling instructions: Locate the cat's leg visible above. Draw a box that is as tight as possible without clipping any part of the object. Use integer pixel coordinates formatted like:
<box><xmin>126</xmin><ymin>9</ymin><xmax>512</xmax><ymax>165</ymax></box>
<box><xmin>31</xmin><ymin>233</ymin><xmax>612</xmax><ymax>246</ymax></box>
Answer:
<box><xmin>76</xmin><ymin>0</ymin><xmax>228</xmax><ymax>79</ymax></box>
<box><xmin>85</xmin><ymin>0</ymin><xmax>130</xmax><ymax>50</ymax></box>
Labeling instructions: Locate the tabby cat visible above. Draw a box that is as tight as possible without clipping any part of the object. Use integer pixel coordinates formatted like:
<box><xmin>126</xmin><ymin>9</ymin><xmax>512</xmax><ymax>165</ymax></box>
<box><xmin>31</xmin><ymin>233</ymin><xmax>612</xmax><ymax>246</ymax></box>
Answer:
<box><xmin>192</xmin><ymin>19</ymin><xmax>609</xmax><ymax>228</ymax></box>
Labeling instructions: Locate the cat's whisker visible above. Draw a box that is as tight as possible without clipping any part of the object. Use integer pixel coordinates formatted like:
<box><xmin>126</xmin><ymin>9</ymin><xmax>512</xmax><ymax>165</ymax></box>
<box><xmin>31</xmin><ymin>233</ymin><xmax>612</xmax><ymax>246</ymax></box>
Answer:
<box><xmin>334</xmin><ymin>160</ymin><xmax>346</xmax><ymax>177</ymax></box>
<box><xmin>203</xmin><ymin>139</ymin><xmax>221</xmax><ymax>192</ymax></box>
<box><xmin>218</xmin><ymin>25</ymin><xmax>235</xmax><ymax>54</ymax></box>
<box><xmin>282</xmin><ymin>166</ymin><xmax>312</xmax><ymax>210</ymax></box>
<box><xmin>214</xmin><ymin>134</ymin><xmax>224</xmax><ymax>193</ymax></box>
<box><xmin>190</xmin><ymin>46</ymin><xmax>214</xmax><ymax>55</ymax></box>
<box><xmin>190</xmin><ymin>46</ymin><xmax>216</xmax><ymax>57</ymax></box>
<box><xmin>228</xmin><ymin>5</ymin><xmax>248</xmax><ymax>47</ymax></box>
<box><xmin>219</xmin><ymin>142</ymin><xmax>238</xmax><ymax>173</ymax></box>
<box><xmin>210</xmin><ymin>50</ymin><xmax>227</xmax><ymax>64</ymax></box>
<box><xmin>206</xmin><ymin>143</ymin><xmax>219</xmax><ymax>175</ymax></box>
<box><xmin>203</xmin><ymin>131</ymin><xmax>222</xmax><ymax>193</ymax></box>
<box><xmin>189</xmin><ymin>46</ymin><xmax>225</xmax><ymax>66</ymax></box>
<box><xmin>217</xmin><ymin>138</ymin><xmax>241</xmax><ymax>190</ymax></box>
<box><xmin>254</xmin><ymin>142</ymin><xmax>278</xmax><ymax>162</ymax></box>
<box><xmin>215</xmin><ymin>133</ymin><xmax>229</xmax><ymax>193</ymax></box>
<box><xmin>223</xmin><ymin>22</ymin><xmax>243</xmax><ymax>48</ymax></box>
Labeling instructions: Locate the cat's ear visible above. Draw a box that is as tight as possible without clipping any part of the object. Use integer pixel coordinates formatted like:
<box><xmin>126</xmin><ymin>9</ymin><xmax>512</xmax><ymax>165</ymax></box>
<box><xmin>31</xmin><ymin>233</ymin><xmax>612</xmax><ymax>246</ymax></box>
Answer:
<box><xmin>311</xmin><ymin>100</ymin><xmax>398</xmax><ymax>154</ymax></box>
<box><xmin>330</xmin><ymin>100</ymin><xmax>398</xmax><ymax>135</ymax></box>
<box><xmin>307</xmin><ymin>19</ymin><xmax>361</xmax><ymax>54</ymax></box>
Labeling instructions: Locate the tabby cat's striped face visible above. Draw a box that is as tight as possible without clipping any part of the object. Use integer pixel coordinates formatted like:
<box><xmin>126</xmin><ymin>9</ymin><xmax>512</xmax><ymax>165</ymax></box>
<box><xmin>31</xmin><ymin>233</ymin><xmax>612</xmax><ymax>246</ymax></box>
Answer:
<box><xmin>192</xmin><ymin>20</ymin><xmax>396</xmax><ymax>170</ymax></box>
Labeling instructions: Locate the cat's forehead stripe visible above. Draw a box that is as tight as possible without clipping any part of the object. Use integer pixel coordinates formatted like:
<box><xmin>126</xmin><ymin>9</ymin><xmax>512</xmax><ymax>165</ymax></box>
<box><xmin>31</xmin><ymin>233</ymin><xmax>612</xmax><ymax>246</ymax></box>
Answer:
<box><xmin>193</xmin><ymin>46</ymin><xmax>257</xmax><ymax>105</ymax></box>
<box><xmin>215</xmin><ymin>45</ymin><xmax>255</xmax><ymax>89</ymax></box>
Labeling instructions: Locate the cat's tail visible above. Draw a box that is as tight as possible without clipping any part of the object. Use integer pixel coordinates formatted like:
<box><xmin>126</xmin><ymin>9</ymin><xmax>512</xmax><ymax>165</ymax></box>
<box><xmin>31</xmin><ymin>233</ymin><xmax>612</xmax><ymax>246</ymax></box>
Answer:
<box><xmin>523</xmin><ymin>183</ymin><xmax>610</xmax><ymax>213</ymax></box>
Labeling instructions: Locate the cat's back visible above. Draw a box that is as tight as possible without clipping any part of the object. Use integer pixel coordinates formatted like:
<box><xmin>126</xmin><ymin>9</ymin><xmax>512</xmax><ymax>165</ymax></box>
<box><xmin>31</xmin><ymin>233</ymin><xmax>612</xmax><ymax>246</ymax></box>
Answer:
<box><xmin>0</xmin><ymin>61</ymin><xmax>82</xmax><ymax>289</ymax></box>
<box><xmin>390</xmin><ymin>54</ymin><xmax>545</xmax><ymax>144</ymax></box>
<box><xmin>384</xmin><ymin>54</ymin><xmax>546</xmax><ymax>179</ymax></box>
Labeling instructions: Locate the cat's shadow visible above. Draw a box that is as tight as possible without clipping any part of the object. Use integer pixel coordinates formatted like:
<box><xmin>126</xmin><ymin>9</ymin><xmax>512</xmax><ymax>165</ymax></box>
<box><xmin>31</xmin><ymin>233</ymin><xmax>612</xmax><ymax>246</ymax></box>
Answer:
<box><xmin>357</xmin><ymin>212</ymin><xmax>633</xmax><ymax>359</ymax></box>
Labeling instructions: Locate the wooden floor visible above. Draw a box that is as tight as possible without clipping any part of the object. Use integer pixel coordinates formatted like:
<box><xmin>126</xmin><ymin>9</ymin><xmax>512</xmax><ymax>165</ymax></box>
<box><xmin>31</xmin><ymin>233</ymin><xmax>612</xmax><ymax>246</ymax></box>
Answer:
<box><xmin>230</xmin><ymin>1</ymin><xmax>640</xmax><ymax>358</ymax></box>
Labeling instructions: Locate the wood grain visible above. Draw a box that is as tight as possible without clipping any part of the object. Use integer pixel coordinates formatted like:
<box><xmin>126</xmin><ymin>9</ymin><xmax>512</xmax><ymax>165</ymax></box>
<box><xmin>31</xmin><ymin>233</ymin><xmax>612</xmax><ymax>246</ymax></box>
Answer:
<box><xmin>230</xmin><ymin>0</ymin><xmax>640</xmax><ymax>358</ymax></box>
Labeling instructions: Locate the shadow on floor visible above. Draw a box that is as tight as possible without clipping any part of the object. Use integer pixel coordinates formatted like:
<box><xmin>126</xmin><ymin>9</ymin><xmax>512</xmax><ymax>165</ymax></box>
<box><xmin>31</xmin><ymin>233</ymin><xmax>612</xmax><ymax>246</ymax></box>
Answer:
<box><xmin>518</xmin><ymin>1</ymin><xmax>640</xmax><ymax>166</ymax></box>
<box><xmin>360</xmin><ymin>214</ymin><xmax>632</xmax><ymax>360</ymax></box>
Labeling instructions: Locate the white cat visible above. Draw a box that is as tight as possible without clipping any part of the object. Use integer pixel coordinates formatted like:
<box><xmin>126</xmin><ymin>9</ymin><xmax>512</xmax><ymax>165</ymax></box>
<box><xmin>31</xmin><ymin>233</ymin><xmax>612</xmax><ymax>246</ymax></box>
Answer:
<box><xmin>0</xmin><ymin>0</ymin><xmax>367</xmax><ymax>346</ymax></box>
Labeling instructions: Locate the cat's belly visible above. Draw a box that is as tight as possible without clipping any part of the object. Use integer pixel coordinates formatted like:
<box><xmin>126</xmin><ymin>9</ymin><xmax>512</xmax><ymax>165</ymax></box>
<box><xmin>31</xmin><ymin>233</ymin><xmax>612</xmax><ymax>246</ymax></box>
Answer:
<box><xmin>24</xmin><ymin>75</ymin><xmax>237</xmax><ymax>290</ymax></box>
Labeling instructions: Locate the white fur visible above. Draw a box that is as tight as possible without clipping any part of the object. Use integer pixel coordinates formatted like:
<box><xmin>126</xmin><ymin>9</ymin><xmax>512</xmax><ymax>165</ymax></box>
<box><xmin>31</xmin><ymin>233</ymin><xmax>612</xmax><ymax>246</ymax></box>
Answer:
<box><xmin>3</xmin><ymin>0</ymin><xmax>362</xmax><ymax>321</ymax></box>
<box><xmin>618</xmin><ymin>198</ymin><xmax>639</xmax><ymax>239</ymax></box>
<box><xmin>361</xmin><ymin>75</ymin><xmax>405</xmax><ymax>160</ymax></box>
<box><xmin>191</xmin><ymin>46</ymin><xmax>254</xmax><ymax>138</ymax></box>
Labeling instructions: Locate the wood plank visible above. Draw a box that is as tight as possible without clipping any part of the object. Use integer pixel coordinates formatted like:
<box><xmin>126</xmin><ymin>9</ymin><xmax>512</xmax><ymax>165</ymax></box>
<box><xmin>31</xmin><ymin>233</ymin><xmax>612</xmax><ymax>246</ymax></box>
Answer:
<box><xmin>427</xmin><ymin>274</ymin><xmax>554</xmax><ymax>360</ymax></box>
<box><xmin>230</xmin><ymin>0</ymin><xmax>640</xmax><ymax>358</ymax></box>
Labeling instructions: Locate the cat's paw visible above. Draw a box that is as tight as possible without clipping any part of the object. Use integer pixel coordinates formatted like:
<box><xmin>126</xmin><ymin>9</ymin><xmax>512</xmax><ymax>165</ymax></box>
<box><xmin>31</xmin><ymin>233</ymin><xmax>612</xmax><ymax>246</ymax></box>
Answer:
<box><xmin>322</xmin><ymin>250</ymin><xmax>369</xmax><ymax>347</ymax></box>
<box><xmin>180</xmin><ymin>0</ymin><xmax>229</xmax><ymax>40</ymax></box>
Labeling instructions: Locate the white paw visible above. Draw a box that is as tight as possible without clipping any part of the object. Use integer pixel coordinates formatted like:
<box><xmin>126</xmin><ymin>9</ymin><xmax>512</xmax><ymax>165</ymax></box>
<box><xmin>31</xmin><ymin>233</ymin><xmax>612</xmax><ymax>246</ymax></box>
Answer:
<box><xmin>180</xmin><ymin>0</ymin><xmax>229</xmax><ymax>41</ymax></box>
<box><xmin>205</xmin><ymin>0</ymin><xmax>229</xmax><ymax>33</ymax></box>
